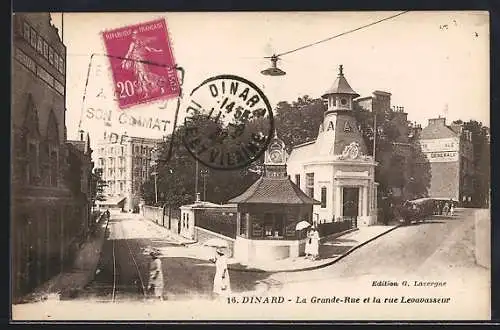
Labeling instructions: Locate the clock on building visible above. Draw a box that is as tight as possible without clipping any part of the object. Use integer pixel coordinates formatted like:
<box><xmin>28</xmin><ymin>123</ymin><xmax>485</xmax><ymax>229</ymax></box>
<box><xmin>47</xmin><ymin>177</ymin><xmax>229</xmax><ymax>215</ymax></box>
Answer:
<box><xmin>269</xmin><ymin>150</ymin><xmax>283</xmax><ymax>163</ymax></box>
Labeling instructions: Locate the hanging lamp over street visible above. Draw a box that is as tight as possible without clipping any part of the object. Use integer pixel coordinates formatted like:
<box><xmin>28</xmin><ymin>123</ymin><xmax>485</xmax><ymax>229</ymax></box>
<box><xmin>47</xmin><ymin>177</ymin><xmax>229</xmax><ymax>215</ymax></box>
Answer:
<box><xmin>261</xmin><ymin>54</ymin><xmax>286</xmax><ymax>76</ymax></box>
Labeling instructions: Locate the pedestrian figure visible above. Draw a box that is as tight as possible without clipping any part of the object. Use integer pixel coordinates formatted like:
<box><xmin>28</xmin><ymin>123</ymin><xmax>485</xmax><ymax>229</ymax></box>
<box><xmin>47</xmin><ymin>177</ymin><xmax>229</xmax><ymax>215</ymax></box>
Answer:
<box><xmin>212</xmin><ymin>248</ymin><xmax>231</xmax><ymax>298</ymax></box>
<box><xmin>450</xmin><ymin>202</ymin><xmax>455</xmax><ymax>216</ymax></box>
<box><xmin>147</xmin><ymin>250</ymin><xmax>164</xmax><ymax>301</ymax></box>
<box><xmin>311</xmin><ymin>226</ymin><xmax>320</xmax><ymax>260</ymax></box>
<box><xmin>443</xmin><ymin>202</ymin><xmax>450</xmax><ymax>216</ymax></box>
<box><xmin>305</xmin><ymin>228</ymin><xmax>313</xmax><ymax>259</ymax></box>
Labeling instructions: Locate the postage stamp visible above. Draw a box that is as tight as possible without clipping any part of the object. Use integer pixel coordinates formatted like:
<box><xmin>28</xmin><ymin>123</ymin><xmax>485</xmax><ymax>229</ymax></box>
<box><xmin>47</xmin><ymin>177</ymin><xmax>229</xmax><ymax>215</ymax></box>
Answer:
<box><xmin>101</xmin><ymin>18</ymin><xmax>180</xmax><ymax>109</ymax></box>
<box><xmin>183</xmin><ymin>74</ymin><xmax>274</xmax><ymax>170</ymax></box>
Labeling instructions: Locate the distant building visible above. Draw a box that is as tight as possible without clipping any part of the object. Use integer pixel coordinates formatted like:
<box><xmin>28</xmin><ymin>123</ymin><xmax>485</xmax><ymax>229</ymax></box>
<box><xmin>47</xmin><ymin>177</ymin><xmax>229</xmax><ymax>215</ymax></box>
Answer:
<box><xmin>417</xmin><ymin>117</ymin><xmax>474</xmax><ymax>204</ymax></box>
<box><xmin>94</xmin><ymin>133</ymin><xmax>162</xmax><ymax>211</ymax></box>
<box><xmin>356</xmin><ymin>91</ymin><xmax>416</xmax><ymax>200</ymax></box>
<box><xmin>287</xmin><ymin>65</ymin><xmax>378</xmax><ymax>226</ymax></box>
<box><xmin>67</xmin><ymin>131</ymin><xmax>94</xmax><ymax>230</ymax></box>
<box><xmin>11</xmin><ymin>13</ymin><xmax>91</xmax><ymax>299</ymax></box>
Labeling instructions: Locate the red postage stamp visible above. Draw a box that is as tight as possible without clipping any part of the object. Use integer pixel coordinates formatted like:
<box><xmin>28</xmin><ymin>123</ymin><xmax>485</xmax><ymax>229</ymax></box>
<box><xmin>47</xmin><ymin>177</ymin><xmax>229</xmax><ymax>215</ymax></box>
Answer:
<box><xmin>102</xmin><ymin>18</ymin><xmax>180</xmax><ymax>109</ymax></box>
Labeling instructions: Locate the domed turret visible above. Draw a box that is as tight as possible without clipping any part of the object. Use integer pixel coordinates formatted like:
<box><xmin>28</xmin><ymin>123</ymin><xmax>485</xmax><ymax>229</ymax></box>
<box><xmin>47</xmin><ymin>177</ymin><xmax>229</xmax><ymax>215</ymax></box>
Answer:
<box><xmin>322</xmin><ymin>65</ymin><xmax>359</xmax><ymax>113</ymax></box>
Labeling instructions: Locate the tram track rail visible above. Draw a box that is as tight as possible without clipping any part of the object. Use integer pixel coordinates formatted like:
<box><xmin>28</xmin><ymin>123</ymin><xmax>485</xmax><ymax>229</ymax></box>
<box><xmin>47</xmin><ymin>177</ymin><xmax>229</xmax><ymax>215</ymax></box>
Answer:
<box><xmin>81</xmin><ymin>215</ymin><xmax>149</xmax><ymax>303</ymax></box>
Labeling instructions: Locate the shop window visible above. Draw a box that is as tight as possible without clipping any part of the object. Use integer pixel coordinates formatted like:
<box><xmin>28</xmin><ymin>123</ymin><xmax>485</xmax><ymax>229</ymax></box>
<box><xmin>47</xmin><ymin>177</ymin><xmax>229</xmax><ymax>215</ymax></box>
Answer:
<box><xmin>321</xmin><ymin>187</ymin><xmax>327</xmax><ymax>208</ymax></box>
<box><xmin>306</xmin><ymin>173</ymin><xmax>314</xmax><ymax>198</ymax></box>
<box><xmin>263</xmin><ymin>213</ymin><xmax>284</xmax><ymax>238</ymax></box>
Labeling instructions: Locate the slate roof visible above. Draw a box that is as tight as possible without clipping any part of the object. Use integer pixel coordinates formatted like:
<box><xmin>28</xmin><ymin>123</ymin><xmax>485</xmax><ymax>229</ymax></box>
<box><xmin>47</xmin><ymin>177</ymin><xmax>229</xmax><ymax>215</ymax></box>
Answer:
<box><xmin>228</xmin><ymin>177</ymin><xmax>320</xmax><ymax>205</ymax></box>
<box><xmin>322</xmin><ymin>72</ymin><xmax>360</xmax><ymax>98</ymax></box>
<box><xmin>420</xmin><ymin>123</ymin><xmax>459</xmax><ymax>140</ymax></box>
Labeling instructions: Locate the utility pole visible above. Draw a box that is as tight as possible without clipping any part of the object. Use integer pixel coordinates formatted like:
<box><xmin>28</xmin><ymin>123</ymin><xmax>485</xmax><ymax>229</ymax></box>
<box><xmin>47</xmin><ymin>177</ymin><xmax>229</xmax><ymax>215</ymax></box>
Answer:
<box><xmin>201</xmin><ymin>169</ymin><xmax>209</xmax><ymax>201</ymax></box>
<box><xmin>195</xmin><ymin>159</ymin><xmax>199</xmax><ymax>201</ymax></box>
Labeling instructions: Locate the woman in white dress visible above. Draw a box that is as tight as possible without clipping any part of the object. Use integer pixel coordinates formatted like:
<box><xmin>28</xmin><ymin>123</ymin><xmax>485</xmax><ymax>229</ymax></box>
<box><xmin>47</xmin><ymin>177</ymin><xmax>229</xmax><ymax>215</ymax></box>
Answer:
<box><xmin>311</xmin><ymin>227</ymin><xmax>320</xmax><ymax>260</ymax></box>
<box><xmin>212</xmin><ymin>248</ymin><xmax>231</xmax><ymax>298</ymax></box>
<box><xmin>305</xmin><ymin>228</ymin><xmax>313</xmax><ymax>259</ymax></box>
<box><xmin>148</xmin><ymin>250</ymin><xmax>164</xmax><ymax>301</ymax></box>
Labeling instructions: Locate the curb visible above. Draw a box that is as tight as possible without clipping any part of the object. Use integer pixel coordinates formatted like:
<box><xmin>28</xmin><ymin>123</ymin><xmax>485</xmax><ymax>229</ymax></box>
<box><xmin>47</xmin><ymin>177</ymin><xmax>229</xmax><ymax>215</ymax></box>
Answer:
<box><xmin>81</xmin><ymin>214</ymin><xmax>111</xmax><ymax>289</ymax></box>
<box><xmin>229</xmin><ymin>224</ymin><xmax>403</xmax><ymax>274</ymax></box>
<box><xmin>144</xmin><ymin>217</ymin><xmax>197</xmax><ymax>246</ymax></box>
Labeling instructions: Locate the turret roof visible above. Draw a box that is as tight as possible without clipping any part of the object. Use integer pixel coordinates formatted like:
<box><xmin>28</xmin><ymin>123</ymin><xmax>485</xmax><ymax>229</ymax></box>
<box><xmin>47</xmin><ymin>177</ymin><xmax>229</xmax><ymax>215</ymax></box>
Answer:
<box><xmin>322</xmin><ymin>65</ymin><xmax>360</xmax><ymax>99</ymax></box>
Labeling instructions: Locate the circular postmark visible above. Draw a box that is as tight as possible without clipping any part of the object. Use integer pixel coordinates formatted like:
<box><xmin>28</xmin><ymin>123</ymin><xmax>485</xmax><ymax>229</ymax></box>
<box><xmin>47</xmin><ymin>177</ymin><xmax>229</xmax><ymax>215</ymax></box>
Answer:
<box><xmin>182</xmin><ymin>75</ymin><xmax>274</xmax><ymax>170</ymax></box>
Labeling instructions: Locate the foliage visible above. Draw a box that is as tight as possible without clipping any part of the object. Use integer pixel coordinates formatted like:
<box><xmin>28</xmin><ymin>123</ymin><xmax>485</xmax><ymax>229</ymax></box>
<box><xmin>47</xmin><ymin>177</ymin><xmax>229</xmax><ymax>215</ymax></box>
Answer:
<box><xmin>141</xmin><ymin>114</ymin><xmax>261</xmax><ymax>207</ymax></box>
<box><xmin>142</xmin><ymin>94</ymin><xmax>434</xmax><ymax>210</ymax></box>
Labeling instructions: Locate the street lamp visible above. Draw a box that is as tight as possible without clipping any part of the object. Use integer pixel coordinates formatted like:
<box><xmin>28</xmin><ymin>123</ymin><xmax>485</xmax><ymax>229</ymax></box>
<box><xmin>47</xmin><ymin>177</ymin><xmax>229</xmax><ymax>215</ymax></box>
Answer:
<box><xmin>200</xmin><ymin>169</ymin><xmax>209</xmax><ymax>201</ymax></box>
<box><xmin>261</xmin><ymin>54</ymin><xmax>286</xmax><ymax>76</ymax></box>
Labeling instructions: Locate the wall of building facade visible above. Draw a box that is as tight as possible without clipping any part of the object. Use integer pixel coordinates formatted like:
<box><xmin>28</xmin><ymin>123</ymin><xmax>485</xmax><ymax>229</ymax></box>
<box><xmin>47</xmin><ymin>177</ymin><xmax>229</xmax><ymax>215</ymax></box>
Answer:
<box><xmin>95</xmin><ymin>135</ymin><xmax>161</xmax><ymax>211</ymax></box>
<box><xmin>11</xmin><ymin>13</ymin><xmax>91</xmax><ymax>300</ymax></box>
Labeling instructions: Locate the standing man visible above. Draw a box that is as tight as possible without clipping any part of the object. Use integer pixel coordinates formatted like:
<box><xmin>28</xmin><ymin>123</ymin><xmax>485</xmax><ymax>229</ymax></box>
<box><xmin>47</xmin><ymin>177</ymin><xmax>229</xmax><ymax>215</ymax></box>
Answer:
<box><xmin>148</xmin><ymin>250</ymin><xmax>164</xmax><ymax>301</ymax></box>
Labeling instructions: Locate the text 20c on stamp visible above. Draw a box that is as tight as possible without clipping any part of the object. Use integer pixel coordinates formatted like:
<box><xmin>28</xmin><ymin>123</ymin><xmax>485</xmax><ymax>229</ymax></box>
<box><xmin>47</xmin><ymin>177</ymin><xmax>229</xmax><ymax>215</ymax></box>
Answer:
<box><xmin>183</xmin><ymin>75</ymin><xmax>274</xmax><ymax>170</ymax></box>
<box><xmin>102</xmin><ymin>18</ymin><xmax>180</xmax><ymax>109</ymax></box>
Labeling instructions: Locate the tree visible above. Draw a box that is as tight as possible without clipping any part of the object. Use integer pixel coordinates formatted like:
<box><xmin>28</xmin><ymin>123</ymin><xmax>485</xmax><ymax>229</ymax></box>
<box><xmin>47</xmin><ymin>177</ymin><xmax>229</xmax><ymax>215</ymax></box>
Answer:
<box><xmin>140</xmin><ymin>114</ymin><xmax>261</xmax><ymax>208</ymax></box>
<box><xmin>91</xmin><ymin>168</ymin><xmax>107</xmax><ymax>206</ymax></box>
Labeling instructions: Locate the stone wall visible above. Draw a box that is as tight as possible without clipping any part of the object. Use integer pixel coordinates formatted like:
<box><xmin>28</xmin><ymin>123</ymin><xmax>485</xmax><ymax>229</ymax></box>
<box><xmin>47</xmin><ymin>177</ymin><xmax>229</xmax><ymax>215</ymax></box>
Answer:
<box><xmin>194</xmin><ymin>227</ymin><xmax>235</xmax><ymax>258</ymax></box>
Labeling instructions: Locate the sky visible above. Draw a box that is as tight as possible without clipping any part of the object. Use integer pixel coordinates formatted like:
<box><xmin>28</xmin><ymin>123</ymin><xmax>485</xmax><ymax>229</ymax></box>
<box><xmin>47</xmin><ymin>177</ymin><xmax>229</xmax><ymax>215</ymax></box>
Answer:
<box><xmin>49</xmin><ymin>11</ymin><xmax>489</xmax><ymax>152</ymax></box>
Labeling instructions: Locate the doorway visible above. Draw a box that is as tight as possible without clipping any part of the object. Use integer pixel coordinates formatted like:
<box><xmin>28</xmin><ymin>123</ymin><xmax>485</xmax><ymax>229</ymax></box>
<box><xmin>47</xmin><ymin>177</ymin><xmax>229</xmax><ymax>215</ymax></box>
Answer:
<box><xmin>343</xmin><ymin>187</ymin><xmax>359</xmax><ymax>221</ymax></box>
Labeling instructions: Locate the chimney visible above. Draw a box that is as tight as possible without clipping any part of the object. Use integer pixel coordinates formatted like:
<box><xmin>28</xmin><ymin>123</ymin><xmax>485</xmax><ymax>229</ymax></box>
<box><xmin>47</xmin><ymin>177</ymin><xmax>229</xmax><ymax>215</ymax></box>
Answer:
<box><xmin>79</xmin><ymin>130</ymin><xmax>84</xmax><ymax>141</ymax></box>
<box><xmin>428</xmin><ymin>117</ymin><xmax>446</xmax><ymax>126</ymax></box>
<box><xmin>373</xmin><ymin>90</ymin><xmax>392</xmax><ymax>113</ymax></box>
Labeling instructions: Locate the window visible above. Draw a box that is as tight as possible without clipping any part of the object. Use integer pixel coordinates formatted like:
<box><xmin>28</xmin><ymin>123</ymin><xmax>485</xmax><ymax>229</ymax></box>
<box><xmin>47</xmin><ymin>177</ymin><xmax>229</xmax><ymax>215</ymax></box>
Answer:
<box><xmin>30</xmin><ymin>28</ymin><xmax>37</xmax><ymax>48</ymax></box>
<box><xmin>54</xmin><ymin>53</ymin><xmax>59</xmax><ymax>70</ymax></box>
<box><xmin>43</xmin><ymin>41</ymin><xmax>48</xmax><ymax>59</ymax></box>
<box><xmin>49</xmin><ymin>150</ymin><xmax>58</xmax><ymax>186</ymax></box>
<box><xmin>295</xmin><ymin>174</ymin><xmax>301</xmax><ymax>188</ymax></box>
<box><xmin>37</xmin><ymin>36</ymin><xmax>43</xmax><ymax>53</ymax></box>
<box><xmin>306</xmin><ymin>173</ymin><xmax>314</xmax><ymax>198</ymax></box>
<box><xmin>23</xmin><ymin>22</ymin><xmax>31</xmax><ymax>41</ymax></box>
<box><xmin>49</xmin><ymin>47</ymin><xmax>54</xmax><ymax>65</ymax></box>
<box><xmin>240</xmin><ymin>214</ymin><xmax>247</xmax><ymax>236</ymax></box>
<box><xmin>28</xmin><ymin>142</ymin><xmax>38</xmax><ymax>185</ymax></box>
<box><xmin>321</xmin><ymin>187</ymin><xmax>327</xmax><ymax>208</ymax></box>
<box><xmin>58</xmin><ymin>57</ymin><xmax>64</xmax><ymax>73</ymax></box>
<box><xmin>263</xmin><ymin>214</ymin><xmax>285</xmax><ymax>238</ymax></box>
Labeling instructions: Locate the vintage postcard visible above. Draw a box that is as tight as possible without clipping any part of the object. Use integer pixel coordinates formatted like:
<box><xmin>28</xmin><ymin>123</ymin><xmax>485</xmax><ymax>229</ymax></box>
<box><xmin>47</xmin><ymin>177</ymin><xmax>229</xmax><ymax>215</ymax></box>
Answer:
<box><xmin>11</xmin><ymin>11</ymin><xmax>491</xmax><ymax>321</ymax></box>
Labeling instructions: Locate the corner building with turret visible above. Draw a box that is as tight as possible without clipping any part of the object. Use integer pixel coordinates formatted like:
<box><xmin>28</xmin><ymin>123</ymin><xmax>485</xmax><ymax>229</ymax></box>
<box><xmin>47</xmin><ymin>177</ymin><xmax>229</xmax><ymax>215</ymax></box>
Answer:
<box><xmin>287</xmin><ymin>66</ymin><xmax>378</xmax><ymax>226</ymax></box>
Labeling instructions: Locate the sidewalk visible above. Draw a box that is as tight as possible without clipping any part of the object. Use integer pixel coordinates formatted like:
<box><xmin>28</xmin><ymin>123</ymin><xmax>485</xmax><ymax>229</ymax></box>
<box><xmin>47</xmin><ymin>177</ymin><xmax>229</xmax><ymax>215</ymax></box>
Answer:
<box><xmin>228</xmin><ymin>224</ymin><xmax>400</xmax><ymax>273</ymax></box>
<box><xmin>20</xmin><ymin>216</ymin><xmax>110</xmax><ymax>303</ymax></box>
<box><xmin>140</xmin><ymin>213</ymin><xmax>197</xmax><ymax>246</ymax></box>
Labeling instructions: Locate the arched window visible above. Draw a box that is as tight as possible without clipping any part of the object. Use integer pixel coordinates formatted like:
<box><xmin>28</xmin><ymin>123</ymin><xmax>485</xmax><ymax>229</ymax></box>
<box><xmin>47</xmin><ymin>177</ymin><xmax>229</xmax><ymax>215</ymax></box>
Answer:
<box><xmin>46</xmin><ymin>110</ymin><xmax>59</xmax><ymax>187</ymax></box>
<box><xmin>321</xmin><ymin>187</ymin><xmax>327</xmax><ymax>208</ymax></box>
<box><xmin>22</xmin><ymin>95</ymin><xmax>41</xmax><ymax>186</ymax></box>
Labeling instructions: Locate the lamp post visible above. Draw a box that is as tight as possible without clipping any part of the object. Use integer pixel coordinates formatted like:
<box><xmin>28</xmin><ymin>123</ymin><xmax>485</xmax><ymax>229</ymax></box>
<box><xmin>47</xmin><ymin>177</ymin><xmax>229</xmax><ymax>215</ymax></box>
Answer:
<box><xmin>150</xmin><ymin>147</ymin><xmax>159</xmax><ymax>205</ymax></box>
<box><xmin>200</xmin><ymin>169</ymin><xmax>209</xmax><ymax>201</ymax></box>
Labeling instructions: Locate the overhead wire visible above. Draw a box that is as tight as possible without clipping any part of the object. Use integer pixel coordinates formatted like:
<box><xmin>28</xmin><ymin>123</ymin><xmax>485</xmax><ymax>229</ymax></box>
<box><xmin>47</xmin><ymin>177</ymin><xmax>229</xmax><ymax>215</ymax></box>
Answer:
<box><xmin>268</xmin><ymin>11</ymin><xmax>410</xmax><ymax>58</ymax></box>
